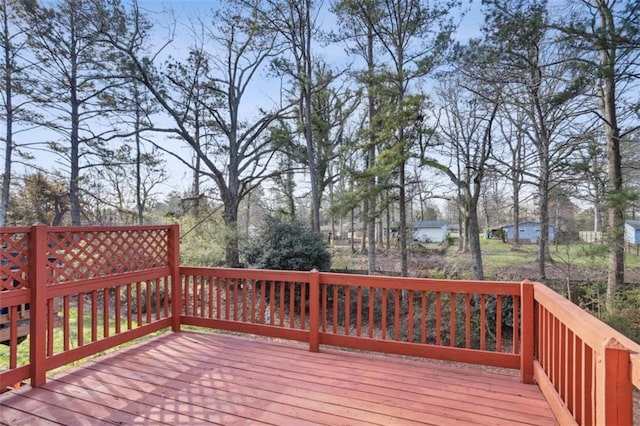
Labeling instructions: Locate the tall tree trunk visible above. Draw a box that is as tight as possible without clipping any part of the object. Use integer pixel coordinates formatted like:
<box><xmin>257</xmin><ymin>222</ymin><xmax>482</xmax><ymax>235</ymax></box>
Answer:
<box><xmin>223</xmin><ymin>200</ymin><xmax>240</xmax><ymax>267</ymax></box>
<box><xmin>302</xmin><ymin>0</ymin><xmax>319</xmax><ymax>233</ymax></box>
<box><xmin>69</xmin><ymin>9</ymin><xmax>82</xmax><ymax>226</ymax></box>
<box><xmin>385</xmin><ymin>196</ymin><xmax>391</xmax><ymax>249</ymax></box>
<box><xmin>399</xmin><ymin>155</ymin><xmax>407</xmax><ymax>276</ymax></box>
<box><xmin>366</xmin><ymin>22</ymin><xmax>377</xmax><ymax>273</ymax></box>
<box><xmin>134</xmin><ymin>86</ymin><xmax>143</xmax><ymax>225</ymax></box>
<box><xmin>603</xmin><ymin>76</ymin><xmax>624</xmax><ymax>300</ymax></box>
<box><xmin>361</xmin><ymin>199</ymin><xmax>367</xmax><ymax>253</ymax></box>
<box><xmin>537</xmin><ymin>155</ymin><xmax>550</xmax><ymax>281</ymax></box>
<box><xmin>457</xmin><ymin>210</ymin><xmax>463</xmax><ymax>252</ymax></box>
<box><xmin>245</xmin><ymin>190</ymin><xmax>251</xmax><ymax>236</ymax></box>
<box><xmin>1</xmin><ymin>3</ymin><xmax>12</xmax><ymax>226</ymax></box>
<box><xmin>596</xmin><ymin>2</ymin><xmax>625</xmax><ymax>302</ymax></box>
<box><xmin>512</xmin><ymin>174</ymin><xmax>520</xmax><ymax>246</ymax></box>
<box><xmin>329</xmin><ymin>177</ymin><xmax>336</xmax><ymax>246</ymax></box>
<box><xmin>468</xmin><ymin>199</ymin><xmax>484</xmax><ymax>280</ymax></box>
<box><xmin>377</xmin><ymin>201</ymin><xmax>383</xmax><ymax>248</ymax></box>
<box><xmin>350</xmin><ymin>206</ymin><xmax>355</xmax><ymax>253</ymax></box>
<box><xmin>70</xmin><ymin>85</ymin><xmax>81</xmax><ymax>225</ymax></box>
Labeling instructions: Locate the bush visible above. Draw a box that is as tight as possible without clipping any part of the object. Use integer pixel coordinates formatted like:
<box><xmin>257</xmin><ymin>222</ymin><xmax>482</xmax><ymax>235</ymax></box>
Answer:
<box><xmin>176</xmin><ymin>214</ymin><xmax>226</xmax><ymax>267</ymax></box>
<box><xmin>242</xmin><ymin>216</ymin><xmax>331</xmax><ymax>271</ymax></box>
<box><xmin>601</xmin><ymin>286</ymin><xmax>640</xmax><ymax>344</ymax></box>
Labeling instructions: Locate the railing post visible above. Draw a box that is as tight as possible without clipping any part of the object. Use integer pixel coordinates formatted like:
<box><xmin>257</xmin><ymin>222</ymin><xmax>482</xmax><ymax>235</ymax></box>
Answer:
<box><xmin>520</xmin><ymin>280</ymin><xmax>534</xmax><ymax>384</ymax></box>
<box><xmin>595</xmin><ymin>337</ymin><xmax>632</xmax><ymax>425</ymax></box>
<box><xmin>168</xmin><ymin>224</ymin><xmax>181</xmax><ymax>332</ymax></box>
<box><xmin>29</xmin><ymin>223</ymin><xmax>48</xmax><ymax>387</ymax></box>
<box><xmin>309</xmin><ymin>269</ymin><xmax>319</xmax><ymax>352</ymax></box>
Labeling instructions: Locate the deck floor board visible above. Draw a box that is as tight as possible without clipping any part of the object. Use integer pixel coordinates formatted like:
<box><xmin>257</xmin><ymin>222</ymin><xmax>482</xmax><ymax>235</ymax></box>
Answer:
<box><xmin>0</xmin><ymin>331</ymin><xmax>557</xmax><ymax>425</ymax></box>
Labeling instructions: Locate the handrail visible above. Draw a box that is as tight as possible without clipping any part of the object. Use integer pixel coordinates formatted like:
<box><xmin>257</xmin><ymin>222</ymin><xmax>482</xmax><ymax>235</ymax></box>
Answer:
<box><xmin>532</xmin><ymin>282</ymin><xmax>639</xmax><ymax>425</ymax></box>
<box><xmin>533</xmin><ymin>284</ymin><xmax>639</xmax><ymax>351</ymax></box>
<box><xmin>180</xmin><ymin>267</ymin><xmax>527</xmax><ymax>370</ymax></box>
<box><xmin>632</xmin><ymin>353</ymin><xmax>640</xmax><ymax>389</ymax></box>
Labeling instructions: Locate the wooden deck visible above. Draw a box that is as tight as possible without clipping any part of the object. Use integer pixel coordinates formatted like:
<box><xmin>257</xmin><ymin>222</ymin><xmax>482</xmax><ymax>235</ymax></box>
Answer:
<box><xmin>0</xmin><ymin>331</ymin><xmax>556</xmax><ymax>425</ymax></box>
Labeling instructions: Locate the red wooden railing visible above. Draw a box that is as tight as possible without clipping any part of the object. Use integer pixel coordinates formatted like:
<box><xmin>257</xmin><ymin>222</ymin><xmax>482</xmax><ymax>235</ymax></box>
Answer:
<box><xmin>533</xmin><ymin>282</ymin><xmax>640</xmax><ymax>425</ymax></box>
<box><xmin>180</xmin><ymin>268</ymin><xmax>532</xmax><ymax>373</ymax></box>
<box><xmin>0</xmin><ymin>223</ymin><xmax>180</xmax><ymax>389</ymax></box>
<box><xmin>2</xmin><ymin>224</ymin><xmax>639</xmax><ymax>425</ymax></box>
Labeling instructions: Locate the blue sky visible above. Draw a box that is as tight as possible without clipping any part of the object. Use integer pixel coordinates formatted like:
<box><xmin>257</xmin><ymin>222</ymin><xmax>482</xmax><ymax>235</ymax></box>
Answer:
<box><xmin>129</xmin><ymin>0</ymin><xmax>488</xmax><ymax>198</ymax></box>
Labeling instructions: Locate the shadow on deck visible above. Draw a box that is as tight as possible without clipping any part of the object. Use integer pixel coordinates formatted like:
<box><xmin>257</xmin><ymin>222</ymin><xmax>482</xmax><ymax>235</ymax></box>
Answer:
<box><xmin>0</xmin><ymin>331</ymin><xmax>556</xmax><ymax>425</ymax></box>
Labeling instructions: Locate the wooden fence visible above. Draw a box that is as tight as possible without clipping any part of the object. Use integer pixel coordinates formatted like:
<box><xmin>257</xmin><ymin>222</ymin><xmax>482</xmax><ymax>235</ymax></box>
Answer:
<box><xmin>180</xmin><ymin>267</ymin><xmax>530</xmax><ymax>372</ymax></box>
<box><xmin>1</xmin><ymin>224</ymin><xmax>639</xmax><ymax>425</ymax></box>
<box><xmin>0</xmin><ymin>223</ymin><xmax>179</xmax><ymax>388</ymax></box>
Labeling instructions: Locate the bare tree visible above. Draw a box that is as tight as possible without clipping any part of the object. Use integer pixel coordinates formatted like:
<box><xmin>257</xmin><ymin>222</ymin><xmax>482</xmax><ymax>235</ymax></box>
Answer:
<box><xmin>102</xmin><ymin>1</ymin><xmax>292</xmax><ymax>266</ymax></box>
<box><xmin>251</xmin><ymin>0</ymin><xmax>322</xmax><ymax>232</ymax></box>
<box><xmin>423</xmin><ymin>80</ymin><xmax>499</xmax><ymax>280</ymax></box>
<box><xmin>492</xmin><ymin>106</ymin><xmax>535</xmax><ymax>247</ymax></box>
<box><xmin>482</xmin><ymin>0</ymin><xmax>588</xmax><ymax>280</ymax></box>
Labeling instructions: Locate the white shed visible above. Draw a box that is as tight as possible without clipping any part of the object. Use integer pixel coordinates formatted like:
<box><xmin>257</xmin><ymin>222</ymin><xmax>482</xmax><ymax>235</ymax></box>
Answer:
<box><xmin>412</xmin><ymin>221</ymin><xmax>448</xmax><ymax>243</ymax></box>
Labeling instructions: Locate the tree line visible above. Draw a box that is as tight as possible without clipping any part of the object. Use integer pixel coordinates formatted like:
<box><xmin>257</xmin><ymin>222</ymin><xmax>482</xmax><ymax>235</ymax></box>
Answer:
<box><xmin>1</xmin><ymin>0</ymin><xmax>639</xmax><ymax>301</ymax></box>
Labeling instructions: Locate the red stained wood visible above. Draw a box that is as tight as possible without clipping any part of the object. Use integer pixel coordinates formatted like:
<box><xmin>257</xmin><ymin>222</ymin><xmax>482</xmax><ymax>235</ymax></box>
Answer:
<box><xmin>1</xmin><ymin>332</ymin><xmax>557</xmax><ymax>425</ymax></box>
<box><xmin>465</xmin><ymin>293</ymin><xmax>471</xmax><ymax>349</ymax></box>
<box><xmin>512</xmin><ymin>295</ymin><xmax>519</xmax><ymax>353</ymax></box>
<box><xmin>356</xmin><ymin>286</ymin><xmax>363</xmax><ymax>337</ymax></box>
<box><xmin>300</xmin><ymin>281</ymin><xmax>307</xmax><ymax>326</ymax></box>
<box><xmin>520</xmin><ymin>281</ymin><xmax>534</xmax><ymax>384</ymax></box>
<box><xmin>449</xmin><ymin>292</ymin><xmax>456</xmax><ymax>347</ymax></box>
<box><xmin>480</xmin><ymin>294</ymin><xmax>486</xmax><ymax>351</ymax></box>
<box><xmin>381</xmin><ymin>288</ymin><xmax>387</xmax><ymax>339</ymax></box>
<box><xmin>394</xmin><ymin>289</ymin><xmax>400</xmax><ymax>340</ymax></box>
<box><xmin>496</xmin><ymin>295</ymin><xmax>502</xmax><ymax>352</ymax></box>
<box><xmin>345</xmin><ymin>285</ymin><xmax>351</xmax><ymax>337</ymax></box>
<box><xmin>407</xmin><ymin>289</ymin><xmax>413</xmax><ymax>342</ymax></box>
<box><xmin>4</xmin><ymin>224</ymin><xmax>639</xmax><ymax>425</ymax></box>
<box><xmin>435</xmin><ymin>292</ymin><xmax>441</xmax><ymax>346</ymax></box>
<box><xmin>91</xmin><ymin>290</ymin><xmax>98</xmax><ymax>342</ymax></box>
<box><xmin>574</xmin><ymin>337</ymin><xmax>583</xmax><ymax>425</ymax></box>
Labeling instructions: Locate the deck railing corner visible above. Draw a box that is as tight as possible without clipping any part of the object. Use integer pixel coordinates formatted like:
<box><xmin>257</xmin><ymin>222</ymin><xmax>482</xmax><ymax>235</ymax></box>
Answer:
<box><xmin>595</xmin><ymin>337</ymin><xmax>633</xmax><ymax>425</ymax></box>
<box><xmin>169</xmin><ymin>223</ymin><xmax>182</xmax><ymax>332</ymax></box>
<box><xmin>28</xmin><ymin>222</ymin><xmax>48</xmax><ymax>387</ymax></box>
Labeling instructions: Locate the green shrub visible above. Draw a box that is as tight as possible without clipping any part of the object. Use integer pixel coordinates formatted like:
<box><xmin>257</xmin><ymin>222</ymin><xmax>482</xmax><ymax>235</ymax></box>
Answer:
<box><xmin>445</xmin><ymin>234</ymin><xmax>455</xmax><ymax>246</ymax></box>
<box><xmin>175</xmin><ymin>214</ymin><xmax>226</xmax><ymax>267</ymax></box>
<box><xmin>601</xmin><ymin>286</ymin><xmax>640</xmax><ymax>344</ymax></box>
<box><xmin>242</xmin><ymin>216</ymin><xmax>331</xmax><ymax>271</ymax></box>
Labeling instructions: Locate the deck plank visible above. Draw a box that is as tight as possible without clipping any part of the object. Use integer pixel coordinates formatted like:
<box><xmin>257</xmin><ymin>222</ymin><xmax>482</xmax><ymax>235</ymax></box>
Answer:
<box><xmin>0</xmin><ymin>331</ymin><xmax>557</xmax><ymax>425</ymax></box>
<box><xmin>103</xmin><ymin>342</ymin><xmax>548</xmax><ymax>425</ymax></box>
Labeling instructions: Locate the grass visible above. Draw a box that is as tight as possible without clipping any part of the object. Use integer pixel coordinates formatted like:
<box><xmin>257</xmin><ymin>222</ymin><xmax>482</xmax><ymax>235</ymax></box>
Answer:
<box><xmin>477</xmin><ymin>238</ymin><xmax>538</xmax><ymax>267</ymax></box>
<box><xmin>480</xmin><ymin>237</ymin><xmax>640</xmax><ymax>269</ymax></box>
<box><xmin>0</xmin><ymin>305</ymin><xmax>165</xmax><ymax>373</ymax></box>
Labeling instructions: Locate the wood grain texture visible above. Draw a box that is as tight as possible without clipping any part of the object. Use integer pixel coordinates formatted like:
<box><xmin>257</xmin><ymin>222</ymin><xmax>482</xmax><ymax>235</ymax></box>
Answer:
<box><xmin>1</xmin><ymin>331</ymin><xmax>557</xmax><ymax>425</ymax></box>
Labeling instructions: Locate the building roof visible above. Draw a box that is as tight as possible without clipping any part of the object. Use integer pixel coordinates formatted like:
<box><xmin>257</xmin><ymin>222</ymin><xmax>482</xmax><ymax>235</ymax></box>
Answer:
<box><xmin>626</xmin><ymin>220</ymin><xmax>640</xmax><ymax>230</ymax></box>
<box><xmin>413</xmin><ymin>221</ymin><xmax>448</xmax><ymax>228</ymax></box>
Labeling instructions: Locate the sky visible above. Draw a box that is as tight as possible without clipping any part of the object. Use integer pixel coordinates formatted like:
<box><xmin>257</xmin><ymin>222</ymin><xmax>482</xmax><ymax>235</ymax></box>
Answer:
<box><xmin>6</xmin><ymin>1</ymin><xmax>487</xmax><ymax>206</ymax></box>
<box><xmin>131</xmin><ymin>0</ymin><xmax>487</xmax><ymax>199</ymax></box>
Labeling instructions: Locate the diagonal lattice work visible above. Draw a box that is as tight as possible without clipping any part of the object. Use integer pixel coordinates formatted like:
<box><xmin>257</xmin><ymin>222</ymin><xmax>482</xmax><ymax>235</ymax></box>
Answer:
<box><xmin>0</xmin><ymin>228</ymin><xmax>30</xmax><ymax>291</ymax></box>
<box><xmin>47</xmin><ymin>227</ymin><xmax>170</xmax><ymax>284</ymax></box>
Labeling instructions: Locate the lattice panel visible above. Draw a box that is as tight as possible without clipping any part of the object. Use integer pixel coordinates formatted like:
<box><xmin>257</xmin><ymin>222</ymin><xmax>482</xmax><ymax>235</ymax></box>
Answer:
<box><xmin>47</xmin><ymin>228</ymin><xmax>169</xmax><ymax>283</ymax></box>
<box><xmin>0</xmin><ymin>229</ymin><xmax>30</xmax><ymax>291</ymax></box>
